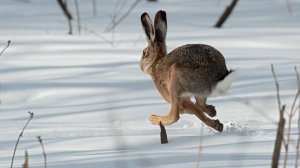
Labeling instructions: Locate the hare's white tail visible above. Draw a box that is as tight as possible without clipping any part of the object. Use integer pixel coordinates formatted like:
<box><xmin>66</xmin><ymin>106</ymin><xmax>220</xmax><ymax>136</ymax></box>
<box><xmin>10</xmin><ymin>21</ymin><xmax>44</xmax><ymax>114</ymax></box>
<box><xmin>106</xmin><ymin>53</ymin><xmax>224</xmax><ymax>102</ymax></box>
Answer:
<box><xmin>209</xmin><ymin>70</ymin><xmax>237</xmax><ymax>97</ymax></box>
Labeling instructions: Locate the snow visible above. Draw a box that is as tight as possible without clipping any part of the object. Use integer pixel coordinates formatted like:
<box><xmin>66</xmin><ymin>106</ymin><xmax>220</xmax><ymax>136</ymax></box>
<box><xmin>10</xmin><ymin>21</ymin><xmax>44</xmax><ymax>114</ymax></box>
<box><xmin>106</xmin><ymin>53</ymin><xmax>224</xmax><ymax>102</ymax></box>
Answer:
<box><xmin>1</xmin><ymin>0</ymin><xmax>300</xmax><ymax>167</ymax></box>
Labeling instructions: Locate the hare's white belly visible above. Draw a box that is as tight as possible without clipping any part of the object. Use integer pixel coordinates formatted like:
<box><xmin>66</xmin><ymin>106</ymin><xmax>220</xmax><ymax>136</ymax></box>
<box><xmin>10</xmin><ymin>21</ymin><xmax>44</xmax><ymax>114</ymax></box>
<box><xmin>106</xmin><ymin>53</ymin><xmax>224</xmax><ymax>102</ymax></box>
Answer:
<box><xmin>180</xmin><ymin>92</ymin><xmax>194</xmax><ymax>98</ymax></box>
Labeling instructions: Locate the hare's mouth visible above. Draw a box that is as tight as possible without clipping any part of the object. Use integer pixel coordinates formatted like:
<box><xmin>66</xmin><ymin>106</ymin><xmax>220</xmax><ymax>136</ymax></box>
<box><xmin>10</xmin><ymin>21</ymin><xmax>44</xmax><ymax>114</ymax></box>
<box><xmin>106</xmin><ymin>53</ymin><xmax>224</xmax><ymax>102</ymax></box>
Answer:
<box><xmin>139</xmin><ymin>59</ymin><xmax>147</xmax><ymax>72</ymax></box>
<box><xmin>139</xmin><ymin>59</ymin><xmax>152</xmax><ymax>73</ymax></box>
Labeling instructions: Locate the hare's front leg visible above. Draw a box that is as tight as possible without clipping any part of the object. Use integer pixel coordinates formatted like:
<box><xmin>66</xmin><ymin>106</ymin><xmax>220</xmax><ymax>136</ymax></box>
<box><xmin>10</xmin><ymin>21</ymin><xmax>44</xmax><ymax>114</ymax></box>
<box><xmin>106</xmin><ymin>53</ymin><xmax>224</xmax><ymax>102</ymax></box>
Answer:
<box><xmin>149</xmin><ymin>102</ymin><xmax>180</xmax><ymax>125</ymax></box>
<box><xmin>149</xmin><ymin>65</ymin><xmax>181</xmax><ymax>125</ymax></box>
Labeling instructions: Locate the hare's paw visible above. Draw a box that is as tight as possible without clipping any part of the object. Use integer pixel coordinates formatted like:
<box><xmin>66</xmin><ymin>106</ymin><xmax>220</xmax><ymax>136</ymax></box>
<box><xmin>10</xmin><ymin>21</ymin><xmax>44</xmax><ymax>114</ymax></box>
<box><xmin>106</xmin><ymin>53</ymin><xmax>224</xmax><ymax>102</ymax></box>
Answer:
<box><xmin>207</xmin><ymin>119</ymin><xmax>223</xmax><ymax>132</ymax></box>
<box><xmin>149</xmin><ymin>114</ymin><xmax>179</xmax><ymax>125</ymax></box>
<box><xmin>149</xmin><ymin>114</ymin><xmax>161</xmax><ymax>125</ymax></box>
<box><xmin>205</xmin><ymin>105</ymin><xmax>216</xmax><ymax>117</ymax></box>
<box><xmin>212</xmin><ymin>120</ymin><xmax>223</xmax><ymax>132</ymax></box>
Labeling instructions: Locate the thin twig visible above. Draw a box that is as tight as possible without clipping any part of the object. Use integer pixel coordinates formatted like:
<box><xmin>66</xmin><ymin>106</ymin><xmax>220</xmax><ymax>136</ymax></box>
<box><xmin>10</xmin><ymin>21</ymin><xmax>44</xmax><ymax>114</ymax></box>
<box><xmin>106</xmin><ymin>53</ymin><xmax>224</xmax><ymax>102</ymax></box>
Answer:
<box><xmin>291</xmin><ymin>89</ymin><xmax>300</xmax><ymax>116</ymax></box>
<box><xmin>0</xmin><ymin>40</ymin><xmax>11</xmax><ymax>56</ymax></box>
<box><xmin>92</xmin><ymin>0</ymin><xmax>97</xmax><ymax>16</ymax></box>
<box><xmin>14</xmin><ymin>0</ymin><xmax>31</xmax><ymax>3</ymax></box>
<box><xmin>112</xmin><ymin>0</ymin><xmax>126</xmax><ymax>21</ymax></box>
<box><xmin>292</xmin><ymin>106</ymin><xmax>299</xmax><ymax>115</ymax></box>
<box><xmin>285</xmin><ymin>0</ymin><xmax>292</xmax><ymax>14</ymax></box>
<box><xmin>283</xmin><ymin>111</ymin><xmax>293</xmax><ymax>168</ymax></box>
<box><xmin>37</xmin><ymin>136</ymin><xmax>47</xmax><ymax>168</ymax></box>
<box><xmin>82</xmin><ymin>27</ymin><xmax>114</xmax><ymax>46</ymax></box>
<box><xmin>11</xmin><ymin>112</ymin><xmax>34</xmax><ymax>168</ymax></box>
<box><xmin>283</xmin><ymin>67</ymin><xmax>300</xmax><ymax>168</ymax></box>
<box><xmin>105</xmin><ymin>0</ymin><xmax>141</xmax><ymax>31</ymax></box>
<box><xmin>216</xmin><ymin>0</ymin><xmax>221</xmax><ymax>6</ymax></box>
<box><xmin>109</xmin><ymin>0</ymin><xmax>127</xmax><ymax>44</ymax></box>
<box><xmin>74</xmin><ymin>0</ymin><xmax>81</xmax><ymax>35</ymax></box>
<box><xmin>271</xmin><ymin>64</ymin><xmax>282</xmax><ymax>114</ymax></box>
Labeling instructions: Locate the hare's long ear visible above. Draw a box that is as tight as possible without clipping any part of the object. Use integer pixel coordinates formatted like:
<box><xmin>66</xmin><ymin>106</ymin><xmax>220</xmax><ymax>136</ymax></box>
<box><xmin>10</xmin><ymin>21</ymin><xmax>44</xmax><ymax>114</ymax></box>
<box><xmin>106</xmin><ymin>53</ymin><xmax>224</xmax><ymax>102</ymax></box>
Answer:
<box><xmin>141</xmin><ymin>12</ymin><xmax>154</xmax><ymax>45</ymax></box>
<box><xmin>154</xmin><ymin>10</ymin><xmax>167</xmax><ymax>44</ymax></box>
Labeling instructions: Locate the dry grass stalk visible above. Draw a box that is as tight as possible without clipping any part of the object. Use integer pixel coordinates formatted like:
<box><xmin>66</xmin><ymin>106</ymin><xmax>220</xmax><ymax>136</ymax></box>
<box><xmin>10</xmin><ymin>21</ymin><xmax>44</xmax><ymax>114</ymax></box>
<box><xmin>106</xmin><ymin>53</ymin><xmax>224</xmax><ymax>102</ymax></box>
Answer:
<box><xmin>37</xmin><ymin>136</ymin><xmax>47</xmax><ymax>168</ymax></box>
<box><xmin>0</xmin><ymin>40</ymin><xmax>11</xmax><ymax>56</ymax></box>
<box><xmin>22</xmin><ymin>150</ymin><xmax>29</xmax><ymax>168</ymax></box>
<box><xmin>10</xmin><ymin>112</ymin><xmax>34</xmax><ymax>168</ymax></box>
<box><xmin>231</xmin><ymin>95</ymin><xmax>276</xmax><ymax>124</ymax></box>
<box><xmin>294</xmin><ymin>66</ymin><xmax>300</xmax><ymax>168</ymax></box>
<box><xmin>92</xmin><ymin>0</ymin><xmax>97</xmax><ymax>16</ymax></box>
<box><xmin>195</xmin><ymin>124</ymin><xmax>204</xmax><ymax>168</ymax></box>
<box><xmin>159</xmin><ymin>121</ymin><xmax>168</xmax><ymax>144</ymax></box>
<box><xmin>285</xmin><ymin>0</ymin><xmax>292</xmax><ymax>14</ymax></box>
<box><xmin>271</xmin><ymin>64</ymin><xmax>282</xmax><ymax>112</ymax></box>
<box><xmin>74</xmin><ymin>0</ymin><xmax>81</xmax><ymax>35</ymax></box>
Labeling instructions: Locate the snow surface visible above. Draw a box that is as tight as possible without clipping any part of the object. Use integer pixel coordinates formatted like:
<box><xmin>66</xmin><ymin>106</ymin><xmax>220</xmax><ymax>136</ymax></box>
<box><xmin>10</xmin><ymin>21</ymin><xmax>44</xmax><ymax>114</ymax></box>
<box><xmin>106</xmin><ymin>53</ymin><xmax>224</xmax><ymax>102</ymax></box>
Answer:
<box><xmin>1</xmin><ymin>0</ymin><xmax>300</xmax><ymax>167</ymax></box>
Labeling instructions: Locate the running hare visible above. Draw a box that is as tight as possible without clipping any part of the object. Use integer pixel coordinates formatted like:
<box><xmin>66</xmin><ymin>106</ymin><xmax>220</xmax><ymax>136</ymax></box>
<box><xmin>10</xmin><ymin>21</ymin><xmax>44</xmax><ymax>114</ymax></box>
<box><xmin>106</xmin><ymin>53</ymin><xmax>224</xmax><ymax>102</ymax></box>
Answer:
<box><xmin>140</xmin><ymin>10</ymin><xmax>236</xmax><ymax>132</ymax></box>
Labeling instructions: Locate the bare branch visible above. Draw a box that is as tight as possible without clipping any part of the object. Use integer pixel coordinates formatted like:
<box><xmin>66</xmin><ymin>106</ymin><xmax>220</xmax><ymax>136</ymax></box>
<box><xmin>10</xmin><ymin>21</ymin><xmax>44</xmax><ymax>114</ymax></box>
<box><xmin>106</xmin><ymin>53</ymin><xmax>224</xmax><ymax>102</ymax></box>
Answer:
<box><xmin>294</xmin><ymin>66</ymin><xmax>300</xmax><ymax>168</ymax></box>
<box><xmin>214</xmin><ymin>0</ymin><xmax>239</xmax><ymax>28</ymax></box>
<box><xmin>0</xmin><ymin>40</ymin><xmax>11</xmax><ymax>56</ymax></box>
<box><xmin>11</xmin><ymin>112</ymin><xmax>34</xmax><ymax>168</ymax></box>
<box><xmin>105</xmin><ymin>0</ymin><xmax>141</xmax><ymax>31</ymax></box>
<box><xmin>57</xmin><ymin>0</ymin><xmax>73</xmax><ymax>34</ymax></box>
<box><xmin>272</xmin><ymin>105</ymin><xmax>286</xmax><ymax>168</ymax></box>
<box><xmin>57</xmin><ymin>0</ymin><xmax>72</xmax><ymax>20</ymax></box>
<box><xmin>271</xmin><ymin>64</ymin><xmax>286</xmax><ymax>168</ymax></box>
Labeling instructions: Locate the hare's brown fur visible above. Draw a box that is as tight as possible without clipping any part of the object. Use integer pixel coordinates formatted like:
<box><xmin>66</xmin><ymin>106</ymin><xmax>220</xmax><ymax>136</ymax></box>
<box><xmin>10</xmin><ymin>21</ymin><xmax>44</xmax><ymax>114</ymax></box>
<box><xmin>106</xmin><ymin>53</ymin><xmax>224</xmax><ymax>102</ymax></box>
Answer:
<box><xmin>151</xmin><ymin>44</ymin><xmax>229</xmax><ymax>99</ymax></box>
<box><xmin>140</xmin><ymin>11</ymin><xmax>233</xmax><ymax>132</ymax></box>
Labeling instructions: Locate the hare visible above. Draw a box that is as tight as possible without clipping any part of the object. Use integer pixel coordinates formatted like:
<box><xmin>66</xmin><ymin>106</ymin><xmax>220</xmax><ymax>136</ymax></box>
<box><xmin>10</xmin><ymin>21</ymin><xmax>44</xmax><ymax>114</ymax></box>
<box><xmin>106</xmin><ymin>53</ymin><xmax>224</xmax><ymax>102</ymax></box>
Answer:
<box><xmin>140</xmin><ymin>10</ymin><xmax>236</xmax><ymax>132</ymax></box>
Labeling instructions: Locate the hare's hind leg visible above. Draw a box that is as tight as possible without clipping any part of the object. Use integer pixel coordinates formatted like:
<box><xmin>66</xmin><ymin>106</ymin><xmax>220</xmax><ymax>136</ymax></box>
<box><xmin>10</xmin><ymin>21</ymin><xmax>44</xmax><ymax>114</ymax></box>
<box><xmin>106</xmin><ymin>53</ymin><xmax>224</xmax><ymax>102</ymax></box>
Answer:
<box><xmin>181</xmin><ymin>99</ymin><xmax>223</xmax><ymax>132</ymax></box>
<box><xmin>195</xmin><ymin>96</ymin><xmax>216</xmax><ymax>117</ymax></box>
